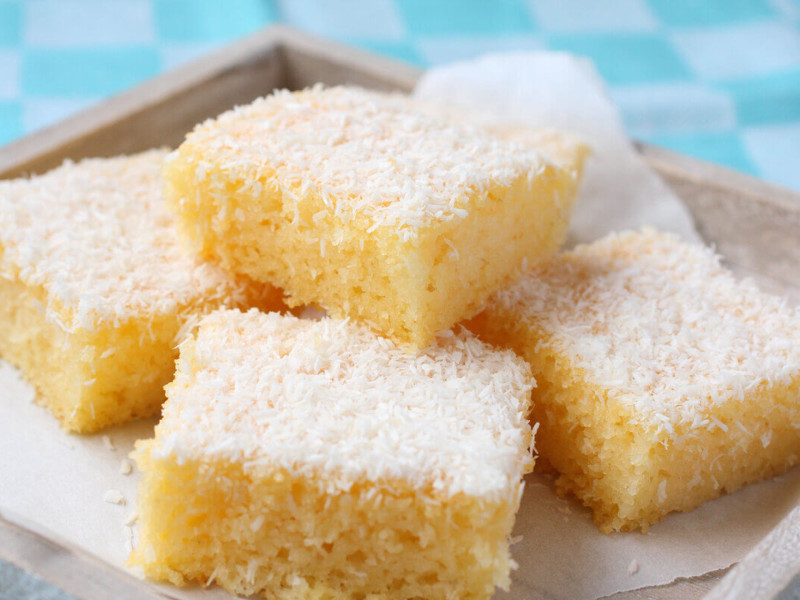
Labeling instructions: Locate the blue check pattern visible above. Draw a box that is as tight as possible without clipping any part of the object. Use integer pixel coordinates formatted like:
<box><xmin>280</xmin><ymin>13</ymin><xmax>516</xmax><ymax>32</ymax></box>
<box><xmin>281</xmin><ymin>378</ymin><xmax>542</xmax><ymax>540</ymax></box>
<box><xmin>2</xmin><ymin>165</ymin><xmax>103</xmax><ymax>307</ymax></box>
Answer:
<box><xmin>1</xmin><ymin>0</ymin><xmax>799</xmax><ymax>191</ymax></box>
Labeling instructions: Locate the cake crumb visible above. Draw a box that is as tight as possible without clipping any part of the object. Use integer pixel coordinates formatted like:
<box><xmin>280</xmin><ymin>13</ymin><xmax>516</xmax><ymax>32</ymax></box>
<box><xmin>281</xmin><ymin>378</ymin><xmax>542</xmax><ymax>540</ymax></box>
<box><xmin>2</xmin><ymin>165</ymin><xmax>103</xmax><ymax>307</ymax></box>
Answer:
<box><xmin>119</xmin><ymin>458</ymin><xmax>134</xmax><ymax>476</ymax></box>
<box><xmin>627</xmin><ymin>559</ymin><xmax>640</xmax><ymax>575</ymax></box>
<box><xmin>123</xmin><ymin>525</ymin><xmax>134</xmax><ymax>553</ymax></box>
<box><xmin>102</xmin><ymin>434</ymin><xmax>115</xmax><ymax>451</ymax></box>
<box><xmin>103</xmin><ymin>489</ymin><xmax>126</xmax><ymax>505</ymax></box>
<box><xmin>125</xmin><ymin>511</ymin><xmax>138</xmax><ymax>526</ymax></box>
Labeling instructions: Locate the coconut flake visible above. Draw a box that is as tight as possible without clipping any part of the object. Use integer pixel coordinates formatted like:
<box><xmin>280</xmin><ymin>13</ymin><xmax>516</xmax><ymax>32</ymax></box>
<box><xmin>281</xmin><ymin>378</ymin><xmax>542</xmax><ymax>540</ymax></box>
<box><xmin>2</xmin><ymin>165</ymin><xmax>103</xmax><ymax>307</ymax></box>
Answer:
<box><xmin>103</xmin><ymin>489</ymin><xmax>126</xmax><ymax>505</ymax></box>
<box><xmin>627</xmin><ymin>559</ymin><xmax>640</xmax><ymax>575</ymax></box>
<box><xmin>119</xmin><ymin>458</ymin><xmax>134</xmax><ymax>476</ymax></box>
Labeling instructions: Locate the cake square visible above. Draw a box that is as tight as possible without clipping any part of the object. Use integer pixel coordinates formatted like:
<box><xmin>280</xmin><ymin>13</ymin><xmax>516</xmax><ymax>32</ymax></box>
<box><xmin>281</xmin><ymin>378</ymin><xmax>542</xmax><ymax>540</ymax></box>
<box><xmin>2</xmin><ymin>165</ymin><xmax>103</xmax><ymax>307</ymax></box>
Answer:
<box><xmin>0</xmin><ymin>150</ymin><xmax>283</xmax><ymax>433</ymax></box>
<box><xmin>131</xmin><ymin>309</ymin><xmax>535</xmax><ymax>600</ymax></box>
<box><xmin>164</xmin><ymin>85</ymin><xmax>586</xmax><ymax>349</ymax></box>
<box><xmin>468</xmin><ymin>228</ymin><xmax>800</xmax><ymax>532</ymax></box>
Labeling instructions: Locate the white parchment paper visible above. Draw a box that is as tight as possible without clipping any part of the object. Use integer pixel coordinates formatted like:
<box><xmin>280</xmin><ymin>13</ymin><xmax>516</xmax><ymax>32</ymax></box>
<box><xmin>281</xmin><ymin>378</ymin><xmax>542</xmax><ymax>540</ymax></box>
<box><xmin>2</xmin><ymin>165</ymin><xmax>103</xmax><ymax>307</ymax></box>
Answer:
<box><xmin>1</xmin><ymin>51</ymin><xmax>799</xmax><ymax>600</ymax></box>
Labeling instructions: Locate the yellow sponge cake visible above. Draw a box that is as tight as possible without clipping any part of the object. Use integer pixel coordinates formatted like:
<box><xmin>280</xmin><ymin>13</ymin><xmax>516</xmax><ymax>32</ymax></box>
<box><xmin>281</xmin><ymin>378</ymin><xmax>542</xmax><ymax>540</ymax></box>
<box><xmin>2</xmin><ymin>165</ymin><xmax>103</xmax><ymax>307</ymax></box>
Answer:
<box><xmin>468</xmin><ymin>228</ymin><xmax>800</xmax><ymax>532</ymax></box>
<box><xmin>131</xmin><ymin>309</ymin><xmax>535</xmax><ymax>600</ymax></box>
<box><xmin>0</xmin><ymin>150</ymin><xmax>283</xmax><ymax>433</ymax></box>
<box><xmin>164</xmin><ymin>85</ymin><xmax>585</xmax><ymax>349</ymax></box>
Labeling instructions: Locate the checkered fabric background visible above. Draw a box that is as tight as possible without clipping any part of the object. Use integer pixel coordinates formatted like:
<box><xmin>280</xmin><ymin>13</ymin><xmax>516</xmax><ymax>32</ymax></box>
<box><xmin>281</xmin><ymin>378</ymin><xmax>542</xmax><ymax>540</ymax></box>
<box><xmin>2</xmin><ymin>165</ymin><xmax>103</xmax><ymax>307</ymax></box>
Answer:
<box><xmin>1</xmin><ymin>0</ymin><xmax>799</xmax><ymax>190</ymax></box>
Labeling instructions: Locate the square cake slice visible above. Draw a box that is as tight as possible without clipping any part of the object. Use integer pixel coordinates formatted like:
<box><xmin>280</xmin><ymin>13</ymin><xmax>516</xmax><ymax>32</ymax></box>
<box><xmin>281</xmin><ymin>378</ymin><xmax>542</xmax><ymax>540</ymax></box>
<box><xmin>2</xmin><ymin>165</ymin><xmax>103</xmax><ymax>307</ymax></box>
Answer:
<box><xmin>164</xmin><ymin>85</ymin><xmax>586</xmax><ymax>349</ymax></box>
<box><xmin>131</xmin><ymin>309</ymin><xmax>535</xmax><ymax>600</ymax></box>
<box><xmin>0</xmin><ymin>150</ymin><xmax>283</xmax><ymax>433</ymax></box>
<box><xmin>468</xmin><ymin>228</ymin><xmax>800</xmax><ymax>532</ymax></box>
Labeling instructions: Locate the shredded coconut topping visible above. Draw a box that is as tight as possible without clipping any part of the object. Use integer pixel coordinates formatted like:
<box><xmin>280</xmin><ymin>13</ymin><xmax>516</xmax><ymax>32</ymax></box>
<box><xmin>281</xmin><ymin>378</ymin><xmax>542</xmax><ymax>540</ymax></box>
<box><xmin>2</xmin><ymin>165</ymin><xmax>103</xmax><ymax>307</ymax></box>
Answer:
<box><xmin>489</xmin><ymin>228</ymin><xmax>800</xmax><ymax>434</ymax></box>
<box><xmin>152</xmin><ymin>309</ymin><xmax>534</xmax><ymax>500</ymax></box>
<box><xmin>0</xmin><ymin>150</ymin><xmax>251</xmax><ymax>330</ymax></box>
<box><xmin>177</xmin><ymin>85</ymin><xmax>548</xmax><ymax>238</ymax></box>
<box><xmin>406</xmin><ymin>97</ymin><xmax>589</xmax><ymax>172</ymax></box>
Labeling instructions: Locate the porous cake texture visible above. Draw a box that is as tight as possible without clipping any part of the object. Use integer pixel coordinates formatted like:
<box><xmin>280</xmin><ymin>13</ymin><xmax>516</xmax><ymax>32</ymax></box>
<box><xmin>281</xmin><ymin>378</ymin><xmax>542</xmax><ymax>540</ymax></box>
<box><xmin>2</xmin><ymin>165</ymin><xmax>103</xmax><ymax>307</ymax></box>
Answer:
<box><xmin>0</xmin><ymin>150</ymin><xmax>282</xmax><ymax>433</ymax></box>
<box><xmin>468</xmin><ymin>228</ymin><xmax>800</xmax><ymax>532</ymax></box>
<box><xmin>131</xmin><ymin>309</ymin><xmax>535</xmax><ymax>600</ymax></box>
<box><xmin>164</xmin><ymin>85</ymin><xmax>586</xmax><ymax>349</ymax></box>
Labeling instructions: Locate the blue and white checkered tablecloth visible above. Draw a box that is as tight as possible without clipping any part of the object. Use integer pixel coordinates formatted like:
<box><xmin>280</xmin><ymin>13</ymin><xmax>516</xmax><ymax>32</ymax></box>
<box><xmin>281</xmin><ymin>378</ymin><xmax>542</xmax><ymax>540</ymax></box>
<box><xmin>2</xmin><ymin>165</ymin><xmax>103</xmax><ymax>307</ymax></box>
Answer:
<box><xmin>1</xmin><ymin>0</ymin><xmax>799</xmax><ymax>191</ymax></box>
